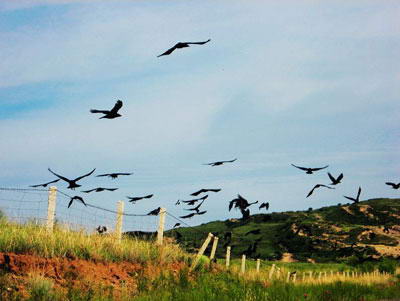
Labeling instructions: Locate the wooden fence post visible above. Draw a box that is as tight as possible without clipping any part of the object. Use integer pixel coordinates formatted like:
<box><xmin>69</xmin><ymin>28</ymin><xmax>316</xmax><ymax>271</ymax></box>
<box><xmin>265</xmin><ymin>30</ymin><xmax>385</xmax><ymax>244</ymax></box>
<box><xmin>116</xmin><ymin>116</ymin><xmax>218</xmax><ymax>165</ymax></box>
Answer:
<box><xmin>156</xmin><ymin>208</ymin><xmax>166</xmax><ymax>245</ymax></box>
<box><xmin>268</xmin><ymin>264</ymin><xmax>276</xmax><ymax>279</ymax></box>
<box><xmin>286</xmin><ymin>272</ymin><xmax>291</xmax><ymax>282</ymax></box>
<box><xmin>46</xmin><ymin>186</ymin><xmax>57</xmax><ymax>232</ymax></box>
<box><xmin>309</xmin><ymin>271</ymin><xmax>313</xmax><ymax>280</ymax></box>
<box><xmin>318</xmin><ymin>272</ymin><xmax>322</xmax><ymax>281</ymax></box>
<box><xmin>256</xmin><ymin>259</ymin><xmax>260</xmax><ymax>273</ymax></box>
<box><xmin>115</xmin><ymin>201</ymin><xmax>124</xmax><ymax>242</ymax></box>
<box><xmin>302</xmin><ymin>272</ymin><xmax>306</xmax><ymax>281</ymax></box>
<box><xmin>191</xmin><ymin>233</ymin><xmax>214</xmax><ymax>270</ymax></box>
<box><xmin>241</xmin><ymin>254</ymin><xmax>246</xmax><ymax>274</ymax></box>
<box><xmin>293</xmin><ymin>273</ymin><xmax>297</xmax><ymax>283</ymax></box>
<box><xmin>226</xmin><ymin>246</ymin><xmax>231</xmax><ymax>268</ymax></box>
<box><xmin>209</xmin><ymin>236</ymin><xmax>219</xmax><ymax>261</ymax></box>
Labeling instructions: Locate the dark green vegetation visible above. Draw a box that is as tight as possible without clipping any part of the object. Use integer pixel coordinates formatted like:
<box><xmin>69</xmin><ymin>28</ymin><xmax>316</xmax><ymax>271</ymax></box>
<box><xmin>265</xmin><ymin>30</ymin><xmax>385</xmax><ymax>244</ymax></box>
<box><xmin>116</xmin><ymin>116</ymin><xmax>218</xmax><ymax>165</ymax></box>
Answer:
<box><xmin>167</xmin><ymin>198</ymin><xmax>400</xmax><ymax>262</ymax></box>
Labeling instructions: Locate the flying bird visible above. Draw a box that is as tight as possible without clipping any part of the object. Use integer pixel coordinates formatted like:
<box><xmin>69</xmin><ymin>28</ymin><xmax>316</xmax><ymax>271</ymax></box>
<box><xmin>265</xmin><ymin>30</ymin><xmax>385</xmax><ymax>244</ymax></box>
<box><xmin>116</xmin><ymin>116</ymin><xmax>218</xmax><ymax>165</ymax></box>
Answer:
<box><xmin>68</xmin><ymin>196</ymin><xmax>87</xmax><ymax>208</ymax></box>
<box><xmin>173</xmin><ymin>223</ymin><xmax>181</xmax><ymax>228</ymax></box>
<box><xmin>229</xmin><ymin>194</ymin><xmax>258</xmax><ymax>211</ymax></box>
<box><xmin>180</xmin><ymin>210</ymin><xmax>207</xmax><ymax>219</ymax></box>
<box><xmin>30</xmin><ymin>179</ymin><xmax>60</xmax><ymax>188</ymax></box>
<box><xmin>328</xmin><ymin>172</ymin><xmax>343</xmax><ymax>185</ymax></box>
<box><xmin>90</xmin><ymin>100</ymin><xmax>123</xmax><ymax>119</ymax></box>
<box><xmin>306</xmin><ymin>184</ymin><xmax>335</xmax><ymax>198</ymax></box>
<box><xmin>386</xmin><ymin>182</ymin><xmax>400</xmax><ymax>189</ymax></box>
<box><xmin>127</xmin><ymin>194</ymin><xmax>154</xmax><ymax>203</ymax></box>
<box><xmin>344</xmin><ymin>187</ymin><xmax>362</xmax><ymax>203</ymax></box>
<box><xmin>204</xmin><ymin>158</ymin><xmax>237</xmax><ymax>166</ymax></box>
<box><xmin>291</xmin><ymin>164</ymin><xmax>329</xmax><ymax>174</ymax></box>
<box><xmin>96</xmin><ymin>172</ymin><xmax>132</xmax><ymax>179</ymax></box>
<box><xmin>175</xmin><ymin>200</ymin><xmax>181</xmax><ymax>205</ymax></box>
<box><xmin>147</xmin><ymin>207</ymin><xmax>161</xmax><ymax>216</ymax></box>
<box><xmin>184</xmin><ymin>200</ymin><xmax>205</xmax><ymax>213</ymax></box>
<box><xmin>48</xmin><ymin>168</ymin><xmax>96</xmax><ymax>190</ymax></box>
<box><xmin>82</xmin><ymin>187</ymin><xmax>118</xmax><ymax>193</ymax></box>
<box><xmin>191</xmin><ymin>188</ymin><xmax>221</xmax><ymax>196</ymax></box>
<box><xmin>96</xmin><ymin>226</ymin><xmax>107</xmax><ymax>234</ymax></box>
<box><xmin>182</xmin><ymin>195</ymin><xmax>208</xmax><ymax>205</ymax></box>
<box><xmin>157</xmin><ymin>39</ymin><xmax>211</xmax><ymax>57</ymax></box>
<box><xmin>259</xmin><ymin>202</ymin><xmax>269</xmax><ymax>211</ymax></box>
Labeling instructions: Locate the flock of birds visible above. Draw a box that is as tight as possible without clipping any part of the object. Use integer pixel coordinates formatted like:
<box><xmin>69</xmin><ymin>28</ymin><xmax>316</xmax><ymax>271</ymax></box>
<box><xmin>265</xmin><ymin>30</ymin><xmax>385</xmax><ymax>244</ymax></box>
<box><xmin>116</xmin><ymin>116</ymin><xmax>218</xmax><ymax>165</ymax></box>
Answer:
<box><xmin>27</xmin><ymin>38</ymin><xmax>399</xmax><ymax>232</ymax></box>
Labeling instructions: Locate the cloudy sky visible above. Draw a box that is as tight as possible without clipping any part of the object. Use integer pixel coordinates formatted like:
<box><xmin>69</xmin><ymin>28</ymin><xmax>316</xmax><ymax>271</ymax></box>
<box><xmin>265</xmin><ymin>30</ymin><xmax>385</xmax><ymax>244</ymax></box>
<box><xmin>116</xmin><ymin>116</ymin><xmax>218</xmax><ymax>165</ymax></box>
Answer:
<box><xmin>1</xmin><ymin>0</ymin><xmax>399</xmax><ymax>227</ymax></box>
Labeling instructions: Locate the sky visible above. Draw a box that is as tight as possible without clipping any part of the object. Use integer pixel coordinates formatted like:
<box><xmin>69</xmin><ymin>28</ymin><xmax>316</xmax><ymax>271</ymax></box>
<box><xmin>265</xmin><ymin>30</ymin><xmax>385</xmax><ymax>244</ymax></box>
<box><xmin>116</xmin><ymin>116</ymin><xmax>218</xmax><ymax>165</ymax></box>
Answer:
<box><xmin>0</xmin><ymin>0</ymin><xmax>399</xmax><ymax>228</ymax></box>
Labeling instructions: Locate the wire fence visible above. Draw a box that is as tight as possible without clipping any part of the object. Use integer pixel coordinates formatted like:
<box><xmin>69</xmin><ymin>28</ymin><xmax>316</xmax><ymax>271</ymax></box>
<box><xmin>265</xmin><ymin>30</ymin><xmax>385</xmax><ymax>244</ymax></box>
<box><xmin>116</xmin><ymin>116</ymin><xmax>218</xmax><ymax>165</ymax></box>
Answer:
<box><xmin>0</xmin><ymin>186</ymin><xmax>210</xmax><ymax>252</ymax></box>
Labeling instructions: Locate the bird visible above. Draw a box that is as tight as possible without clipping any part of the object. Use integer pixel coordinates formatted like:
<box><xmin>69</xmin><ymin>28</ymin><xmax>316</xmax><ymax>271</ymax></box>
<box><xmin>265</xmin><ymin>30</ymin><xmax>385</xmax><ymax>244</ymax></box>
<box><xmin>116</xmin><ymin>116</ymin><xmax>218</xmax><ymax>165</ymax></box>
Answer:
<box><xmin>96</xmin><ymin>172</ymin><xmax>132</xmax><ymax>179</ymax></box>
<box><xmin>184</xmin><ymin>200</ymin><xmax>205</xmax><ymax>213</ymax></box>
<box><xmin>204</xmin><ymin>158</ymin><xmax>237</xmax><ymax>166</ymax></box>
<box><xmin>259</xmin><ymin>202</ymin><xmax>269</xmax><ymax>211</ymax></box>
<box><xmin>180</xmin><ymin>210</ymin><xmax>207</xmax><ymax>219</ymax></box>
<box><xmin>291</xmin><ymin>164</ymin><xmax>329</xmax><ymax>174</ymax></box>
<box><xmin>328</xmin><ymin>172</ymin><xmax>343</xmax><ymax>185</ymax></box>
<box><xmin>191</xmin><ymin>188</ymin><xmax>221</xmax><ymax>196</ymax></box>
<box><xmin>385</xmin><ymin>182</ymin><xmax>400</xmax><ymax>189</ymax></box>
<box><xmin>245</xmin><ymin>229</ymin><xmax>261</xmax><ymax>236</ymax></box>
<box><xmin>30</xmin><ymin>179</ymin><xmax>60</xmax><ymax>188</ymax></box>
<box><xmin>182</xmin><ymin>195</ymin><xmax>208</xmax><ymax>205</ymax></box>
<box><xmin>157</xmin><ymin>39</ymin><xmax>211</xmax><ymax>57</ymax></box>
<box><xmin>344</xmin><ymin>187</ymin><xmax>362</xmax><ymax>203</ymax></box>
<box><xmin>127</xmin><ymin>194</ymin><xmax>154</xmax><ymax>203</ymax></box>
<box><xmin>68</xmin><ymin>196</ymin><xmax>87</xmax><ymax>208</ymax></box>
<box><xmin>147</xmin><ymin>207</ymin><xmax>161</xmax><ymax>216</ymax></box>
<box><xmin>229</xmin><ymin>194</ymin><xmax>258</xmax><ymax>211</ymax></box>
<box><xmin>173</xmin><ymin>223</ymin><xmax>181</xmax><ymax>228</ymax></box>
<box><xmin>90</xmin><ymin>100</ymin><xmax>123</xmax><ymax>119</ymax></box>
<box><xmin>81</xmin><ymin>187</ymin><xmax>118</xmax><ymax>193</ymax></box>
<box><xmin>306</xmin><ymin>184</ymin><xmax>335</xmax><ymax>198</ymax></box>
<box><xmin>48</xmin><ymin>168</ymin><xmax>96</xmax><ymax>190</ymax></box>
<box><xmin>175</xmin><ymin>200</ymin><xmax>181</xmax><ymax>205</ymax></box>
<box><xmin>96</xmin><ymin>226</ymin><xmax>107</xmax><ymax>234</ymax></box>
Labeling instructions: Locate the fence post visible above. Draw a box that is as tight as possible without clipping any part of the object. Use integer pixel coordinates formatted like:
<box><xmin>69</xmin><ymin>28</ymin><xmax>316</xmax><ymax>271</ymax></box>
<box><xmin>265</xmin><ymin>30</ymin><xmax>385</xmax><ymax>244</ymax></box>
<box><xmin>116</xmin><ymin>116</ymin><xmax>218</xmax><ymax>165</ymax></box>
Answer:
<box><xmin>46</xmin><ymin>186</ymin><xmax>57</xmax><ymax>232</ymax></box>
<box><xmin>226</xmin><ymin>246</ymin><xmax>231</xmax><ymax>268</ymax></box>
<box><xmin>209</xmin><ymin>236</ymin><xmax>219</xmax><ymax>261</ymax></box>
<box><xmin>302</xmin><ymin>272</ymin><xmax>305</xmax><ymax>281</ymax></box>
<box><xmin>191</xmin><ymin>233</ymin><xmax>214</xmax><ymax>270</ymax></box>
<box><xmin>286</xmin><ymin>272</ymin><xmax>291</xmax><ymax>282</ymax></box>
<box><xmin>309</xmin><ymin>271</ymin><xmax>313</xmax><ymax>280</ymax></box>
<box><xmin>241</xmin><ymin>254</ymin><xmax>246</xmax><ymax>274</ymax></box>
<box><xmin>268</xmin><ymin>264</ymin><xmax>276</xmax><ymax>279</ymax></box>
<box><xmin>157</xmin><ymin>208</ymin><xmax>166</xmax><ymax>245</ymax></box>
<box><xmin>256</xmin><ymin>259</ymin><xmax>260</xmax><ymax>273</ymax></box>
<box><xmin>293</xmin><ymin>273</ymin><xmax>297</xmax><ymax>283</ymax></box>
<box><xmin>115</xmin><ymin>201</ymin><xmax>124</xmax><ymax>242</ymax></box>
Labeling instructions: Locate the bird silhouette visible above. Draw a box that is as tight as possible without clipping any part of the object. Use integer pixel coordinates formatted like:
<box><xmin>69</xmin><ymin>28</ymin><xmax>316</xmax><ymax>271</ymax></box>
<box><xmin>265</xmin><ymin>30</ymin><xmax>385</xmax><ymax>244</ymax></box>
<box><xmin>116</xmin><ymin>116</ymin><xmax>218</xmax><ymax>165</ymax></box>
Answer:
<box><xmin>30</xmin><ymin>179</ymin><xmax>60</xmax><ymax>188</ymax></box>
<box><xmin>344</xmin><ymin>187</ymin><xmax>362</xmax><ymax>203</ymax></box>
<box><xmin>173</xmin><ymin>223</ymin><xmax>181</xmax><ymax>228</ymax></box>
<box><xmin>306</xmin><ymin>184</ymin><xmax>335</xmax><ymax>198</ymax></box>
<box><xmin>68</xmin><ymin>196</ymin><xmax>87</xmax><ymax>208</ymax></box>
<box><xmin>48</xmin><ymin>168</ymin><xmax>96</xmax><ymax>190</ymax></box>
<box><xmin>204</xmin><ymin>158</ymin><xmax>237</xmax><ymax>166</ymax></box>
<box><xmin>90</xmin><ymin>100</ymin><xmax>123</xmax><ymax>119</ymax></box>
<box><xmin>96</xmin><ymin>226</ymin><xmax>107</xmax><ymax>234</ymax></box>
<box><xmin>175</xmin><ymin>200</ymin><xmax>181</xmax><ymax>205</ymax></box>
<box><xmin>184</xmin><ymin>200</ymin><xmax>205</xmax><ymax>213</ymax></box>
<box><xmin>82</xmin><ymin>187</ymin><xmax>118</xmax><ymax>193</ymax></box>
<box><xmin>127</xmin><ymin>194</ymin><xmax>154</xmax><ymax>203</ymax></box>
<box><xmin>180</xmin><ymin>210</ymin><xmax>207</xmax><ymax>219</ymax></box>
<box><xmin>386</xmin><ymin>182</ymin><xmax>400</xmax><ymax>189</ymax></box>
<box><xmin>291</xmin><ymin>164</ymin><xmax>329</xmax><ymax>174</ymax></box>
<box><xmin>96</xmin><ymin>172</ymin><xmax>132</xmax><ymax>179</ymax></box>
<box><xmin>147</xmin><ymin>207</ymin><xmax>161</xmax><ymax>216</ymax></box>
<box><xmin>191</xmin><ymin>188</ymin><xmax>221</xmax><ymax>196</ymax></box>
<box><xmin>182</xmin><ymin>195</ymin><xmax>208</xmax><ymax>205</ymax></box>
<box><xmin>328</xmin><ymin>172</ymin><xmax>343</xmax><ymax>185</ymax></box>
<box><xmin>259</xmin><ymin>202</ymin><xmax>269</xmax><ymax>211</ymax></box>
<box><xmin>229</xmin><ymin>194</ymin><xmax>258</xmax><ymax>211</ymax></box>
<box><xmin>157</xmin><ymin>39</ymin><xmax>210</xmax><ymax>57</ymax></box>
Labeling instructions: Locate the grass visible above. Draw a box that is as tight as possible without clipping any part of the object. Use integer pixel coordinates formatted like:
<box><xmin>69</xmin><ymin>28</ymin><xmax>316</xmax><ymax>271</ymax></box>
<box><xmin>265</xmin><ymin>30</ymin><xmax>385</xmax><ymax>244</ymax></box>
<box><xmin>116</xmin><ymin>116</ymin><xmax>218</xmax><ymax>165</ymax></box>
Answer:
<box><xmin>0</xmin><ymin>218</ymin><xmax>190</xmax><ymax>264</ymax></box>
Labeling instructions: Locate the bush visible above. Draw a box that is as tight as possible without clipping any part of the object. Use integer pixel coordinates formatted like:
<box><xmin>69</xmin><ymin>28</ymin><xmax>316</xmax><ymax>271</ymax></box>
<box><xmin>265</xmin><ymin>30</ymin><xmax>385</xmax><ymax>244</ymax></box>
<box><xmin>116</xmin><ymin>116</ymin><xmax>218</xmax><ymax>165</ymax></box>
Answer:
<box><xmin>378</xmin><ymin>258</ymin><xmax>398</xmax><ymax>274</ymax></box>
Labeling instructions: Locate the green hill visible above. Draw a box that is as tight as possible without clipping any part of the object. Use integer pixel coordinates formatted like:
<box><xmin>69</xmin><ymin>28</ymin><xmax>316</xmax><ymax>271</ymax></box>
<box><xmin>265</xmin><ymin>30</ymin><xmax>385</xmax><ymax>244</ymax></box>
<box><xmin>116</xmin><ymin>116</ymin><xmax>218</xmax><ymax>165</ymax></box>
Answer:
<box><xmin>166</xmin><ymin>198</ymin><xmax>400</xmax><ymax>263</ymax></box>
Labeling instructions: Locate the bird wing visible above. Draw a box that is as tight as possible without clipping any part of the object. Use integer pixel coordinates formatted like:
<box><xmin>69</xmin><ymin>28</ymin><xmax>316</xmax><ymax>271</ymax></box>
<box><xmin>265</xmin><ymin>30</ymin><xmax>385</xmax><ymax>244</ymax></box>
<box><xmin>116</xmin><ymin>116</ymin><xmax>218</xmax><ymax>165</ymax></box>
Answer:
<box><xmin>96</xmin><ymin>173</ymin><xmax>109</xmax><ymax>177</ymax></box>
<box><xmin>337</xmin><ymin>173</ymin><xmax>344</xmax><ymax>182</ymax></box>
<box><xmin>82</xmin><ymin>189</ymin><xmax>95</xmax><ymax>193</ymax></box>
<box><xmin>385</xmin><ymin>182</ymin><xmax>395</xmax><ymax>187</ymax></box>
<box><xmin>143</xmin><ymin>194</ymin><xmax>153</xmax><ymax>199</ymax></box>
<box><xmin>307</xmin><ymin>186</ymin><xmax>317</xmax><ymax>198</ymax></box>
<box><xmin>157</xmin><ymin>45</ymin><xmax>178</xmax><ymax>57</ymax></box>
<box><xmin>74</xmin><ymin>168</ymin><xmax>96</xmax><ymax>182</ymax></box>
<box><xmin>344</xmin><ymin>196</ymin><xmax>356</xmax><ymax>202</ymax></box>
<box><xmin>68</xmin><ymin>198</ymin><xmax>74</xmax><ymax>208</ymax></box>
<box><xmin>320</xmin><ymin>184</ymin><xmax>335</xmax><ymax>189</ymax></box>
<box><xmin>184</xmin><ymin>39</ymin><xmax>211</xmax><ymax>45</ymax></box>
<box><xmin>180</xmin><ymin>213</ymin><xmax>195</xmax><ymax>219</ymax></box>
<box><xmin>191</xmin><ymin>189</ymin><xmax>205</xmax><ymax>196</ymax></box>
<box><xmin>90</xmin><ymin>109</ymin><xmax>109</xmax><ymax>114</ymax></box>
<box><xmin>357</xmin><ymin>187</ymin><xmax>362</xmax><ymax>199</ymax></box>
<box><xmin>110</xmin><ymin>100</ymin><xmax>123</xmax><ymax>114</ymax></box>
<box><xmin>327</xmin><ymin>172</ymin><xmax>336</xmax><ymax>182</ymax></box>
<box><xmin>210</xmin><ymin>189</ymin><xmax>221</xmax><ymax>193</ymax></box>
<box><xmin>105</xmin><ymin>188</ymin><xmax>118</xmax><ymax>191</ymax></box>
<box><xmin>310</xmin><ymin>165</ymin><xmax>329</xmax><ymax>171</ymax></box>
<box><xmin>29</xmin><ymin>184</ymin><xmax>43</xmax><ymax>188</ymax></box>
<box><xmin>196</xmin><ymin>210</ymin><xmax>207</xmax><ymax>215</ymax></box>
<box><xmin>229</xmin><ymin>200</ymin><xmax>235</xmax><ymax>211</ymax></box>
<box><xmin>48</xmin><ymin>168</ymin><xmax>71</xmax><ymax>183</ymax></box>
<box><xmin>78</xmin><ymin>197</ymin><xmax>87</xmax><ymax>206</ymax></box>
<box><xmin>224</xmin><ymin>158</ymin><xmax>237</xmax><ymax>163</ymax></box>
<box><xmin>127</xmin><ymin>197</ymin><xmax>140</xmax><ymax>202</ymax></box>
<box><xmin>291</xmin><ymin>164</ymin><xmax>308</xmax><ymax>171</ymax></box>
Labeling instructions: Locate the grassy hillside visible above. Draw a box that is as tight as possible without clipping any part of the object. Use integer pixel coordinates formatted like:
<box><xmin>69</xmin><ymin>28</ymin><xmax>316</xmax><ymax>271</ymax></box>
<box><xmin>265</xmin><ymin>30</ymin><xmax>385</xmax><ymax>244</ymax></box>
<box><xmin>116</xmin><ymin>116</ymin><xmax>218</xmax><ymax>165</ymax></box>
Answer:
<box><xmin>166</xmin><ymin>198</ymin><xmax>400</xmax><ymax>262</ymax></box>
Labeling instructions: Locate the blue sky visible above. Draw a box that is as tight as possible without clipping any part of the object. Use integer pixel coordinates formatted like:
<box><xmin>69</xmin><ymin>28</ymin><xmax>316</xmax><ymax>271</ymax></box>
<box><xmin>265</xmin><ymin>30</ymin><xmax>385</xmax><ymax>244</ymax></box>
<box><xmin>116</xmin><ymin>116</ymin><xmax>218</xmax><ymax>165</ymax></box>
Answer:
<box><xmin>0</xmin><ymin>0</ymin><xmax>399</xmax><ymax>227</ymax></box>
